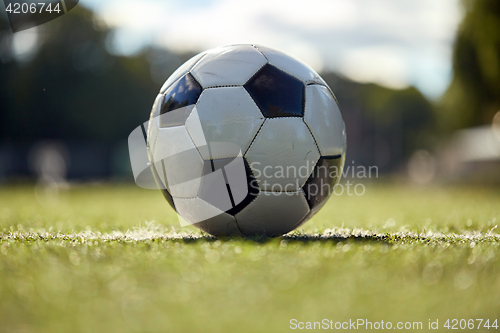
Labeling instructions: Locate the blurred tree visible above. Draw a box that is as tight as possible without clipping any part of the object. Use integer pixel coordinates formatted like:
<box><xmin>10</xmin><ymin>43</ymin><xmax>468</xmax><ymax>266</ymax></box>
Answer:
<box><xmin>0</xmin><ymin>6</ymin><xmax>194</xmax><ymax>142</ymax></box>
<box><xmin>440</xmin><ymin>0</ymin><xmax>500</xmax><ymax>130</ymax></box>
<box><xmin>323</xmin><ymin>73</ymin><xmax>434</xmax><ymax>171</ymax></box>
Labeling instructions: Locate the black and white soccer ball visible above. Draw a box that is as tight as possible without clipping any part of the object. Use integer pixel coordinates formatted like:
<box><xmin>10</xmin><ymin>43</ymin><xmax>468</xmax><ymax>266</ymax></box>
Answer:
<box><xmin>147</xmin><ymin>44</ymin><xmax>346</xmax><ymax>237</ymax></box>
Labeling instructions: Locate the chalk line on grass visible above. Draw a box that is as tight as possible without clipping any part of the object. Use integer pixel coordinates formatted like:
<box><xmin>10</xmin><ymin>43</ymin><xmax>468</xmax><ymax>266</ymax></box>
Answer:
<box><xmin>1</xmin><ymin>223</ymin><xmax>498</xmax><ymax>244</ymax></box>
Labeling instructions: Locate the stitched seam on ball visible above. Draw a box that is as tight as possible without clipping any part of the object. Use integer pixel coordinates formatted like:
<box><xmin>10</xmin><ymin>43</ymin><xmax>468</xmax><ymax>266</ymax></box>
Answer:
<box><xmin>246</xmin><ymin>45</ymin><xmax>269</xmax><ymax>70</ymax></box>
<box><xmin>307</xmin><ymin>82</ymin><xmax>341</xmax><ymax>107</ymax></box>
<box><xmin>264</xmin><ymin>116</ymin><xmax>305</xmax><ymax>121</ymax></box>
<box><xmin>161</xmin><ymin>74</ymin><xmax>186</xmax><ymax>94</ymax></box>
<box><xmin>248</xmin><ymin>118</ymin><xmax>318</xmax><ymax>191</ymax></box>
<box><xmin>269</xmin><ymin>64</ymin><xmax>307</xmax><ymax>86</ymax></box>
<box><xmin>191</xmin><ymin>49</ymin><xmax>267</xmax><ymax>89</ymax></box>
<box><xmin>189</xmin><ymin>53</ymin><xmax>208</xmax><ymax>73</ymax></box>
<box><xmin>245</xmin><ymin>117</ymin><xmax>311</xmax><ymax>159</ymax></box>
<box><xmin>189</xmin><ymin>70</ymin><xmax>204</xmax><ymax>88</ymax></box>
<box><xmin>233</xmin><ymin>193</ymin><xmax>260</xmax><ymax>215</ymax></box>
<box><xmin>305</xmin><ymin>79</ymin><xmax>325</xmax><ymax>85</ymax></box>
<box><xmin>302</xmin><ymin>84</ymin><xmax>306</xmax><ymax>118</ymax></box>
<box><xmin>188</xmin><ymin>89</ymin><xmax>265</xmax><ymax>160</ymax></box>
<box><xmin>243</xmin><ymin>82</ymin><xmax>266</xmax><ymax>118</ymax></box>
<box><xmin>293</xmin><ymin>190</ymin><xmax>312</xmax><ymax>229</ymax></box>
<box><xmin>239</xmin><ymin>88</ymin><xmax>266</xmax><ymax>127</ymax></box>
<box><xmin>251</xmin><ymin>45</ymin><xmax>270</xmax><ymax>62</ymax></box>
<box><xmin>244</xmin><ymin>118</ymin><xmax>267</xmax><ymax>157</ymax></box>
<box><xmin>243</xmin><ymin>120</ymin><xmax>267</xmax><ymax>190</ymax></box>
<box><xmin>250</xmin><ymin>45</ymin><xmax>309</xmax><ymax>84</ymax></box>
<box><xmin>204</xmin><ymin>85</ymin><xmax>242</xmax><ymax>89</ymax></box>
<box><xmin>245</xmin><ymin>44</ymin><xmax>270</xmax><ymax>69</ymax></box>
<box><xmin>245</xmin><ymin>65</ymin><xmax>306</xmax><ymax>118</ymax></box>
<box><xmin>160</xmin><ymin>54</ymin><xmax>206</xmax><ymax>94</ymax></box>
<box><xmin>306</xmin><ymin>82</ymin><xmax>327</xmax><ymax>86</ymax></box>
<box><xmin>302</xmin><ymin>118</ymin><xmax>323</xmax><ymax>157</ymax></box>
<box><xmin>264</xmin><ymin>115</ymin><xmax>303</xmax><ymax>119</ymax></box>
<box><xmin>232</xmin><ymin>216</ymin><xmax>246</xmax><ymax>236</ymax></box>
<box><xmin>171</xmin><ymin>196</ymin><xmax>202</xmax><ymax>200</ymax></box>
<box><xmin>184</xmin><ymin>112</ymin><xmax>207</xmax><ymax>160</ymax></box>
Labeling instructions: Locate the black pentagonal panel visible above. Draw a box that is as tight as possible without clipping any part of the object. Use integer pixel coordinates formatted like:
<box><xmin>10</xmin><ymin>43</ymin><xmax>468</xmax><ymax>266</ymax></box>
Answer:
<box><xmin>244</xmin><ymin>64</ymin><xmax>304</xmax><ymax>118</ymax></box>
<box><xmin>302</xmin><ymin>155</ymin><xmax>343</xmax><ymax>213</ymax></box>
<box><xmin>199</xmin><ymin>157</ymin><xmax>259</xmax><ymax>216</ymax></box>
<box><xmin>160</xmin><ymin>73</ymin><xmax>202</xmax><ymax>127</ymax></box>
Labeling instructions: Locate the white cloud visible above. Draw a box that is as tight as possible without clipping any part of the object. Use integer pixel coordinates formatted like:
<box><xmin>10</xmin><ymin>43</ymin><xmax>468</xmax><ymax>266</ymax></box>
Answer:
<box><xmin>81</xmin><ymin>0</ymin><xmax>462</xmax><ymax>98</ymax></box>
<box><xmin>339</xmin><ymin>46</ymin><xmax>410</xmax><ymax>89</ymax></box>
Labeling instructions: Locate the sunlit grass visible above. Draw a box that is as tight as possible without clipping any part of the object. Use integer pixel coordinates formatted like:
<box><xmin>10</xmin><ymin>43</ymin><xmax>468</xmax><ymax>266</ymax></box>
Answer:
<box><xmin>0</xmin><ymin>183</ymin><xmax>499</xmax><ymax>333</ymax></box>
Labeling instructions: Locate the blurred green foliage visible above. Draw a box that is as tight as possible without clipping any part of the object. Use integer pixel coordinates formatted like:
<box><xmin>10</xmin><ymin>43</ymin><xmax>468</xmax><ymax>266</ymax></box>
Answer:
<box><xmin>325</xmin><ymin>74</ymin><xmax>435</xmax><ymax>161</ymax></box>
<box><xmin>0</xmin><ymin>6</ymin><xmax>194</xmax><ymax>142</ymax></box>
<box><xmin>440</xmin><ymin>0</ymin><xmax>500</xmax><ymax>131</ymax></box>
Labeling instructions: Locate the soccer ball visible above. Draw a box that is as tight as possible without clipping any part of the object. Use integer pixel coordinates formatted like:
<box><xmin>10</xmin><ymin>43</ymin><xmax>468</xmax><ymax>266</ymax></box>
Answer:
<box><xmin>147</xmin><ymin>44</ymin><xmax>346</xmax><ymax>237</ymax></box>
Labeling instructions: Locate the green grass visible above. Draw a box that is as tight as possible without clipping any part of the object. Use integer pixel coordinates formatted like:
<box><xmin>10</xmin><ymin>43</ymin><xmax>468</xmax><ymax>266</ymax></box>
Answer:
<box><xmin>0</xmin><ymin>183</ymin><xmax>499</xmax><ymax>332</ymax></box>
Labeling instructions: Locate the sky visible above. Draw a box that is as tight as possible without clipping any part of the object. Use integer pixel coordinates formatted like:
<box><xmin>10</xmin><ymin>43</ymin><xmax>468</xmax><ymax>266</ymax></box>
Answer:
<box><xmin>81</xmin><ymin>0</ymin><xmax>462</xmax><ymax>99</ymax></box>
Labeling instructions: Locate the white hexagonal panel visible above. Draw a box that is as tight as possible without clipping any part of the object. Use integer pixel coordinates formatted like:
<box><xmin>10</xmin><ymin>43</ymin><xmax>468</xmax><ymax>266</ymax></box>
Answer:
<box><xmin>191</xmin><ymin>45</ymin><xmax>267</xmax><ymax>88</ymax></box>
<box><xmin>173</xmin><ymin>197</ymin><xmax>240</xmax><ymax>231</ymax></box>
<box><xmin>152</xmin><ymin>126</ymin><xmax>204</xmax><ymax>198</ymax></box>
<box><xmin>186</xmin><ymin>87</ymin><xmax>265</xmax><ymax>160</ymax></box>
<box><xmin>147</xmin><ymin>94</ymin><xmax>163</xmax><ymax>154</ymax></box>
<box><xmin>304</xmin><ymin>85</ymin><xmax>345</xmax><ymax>156</ymax></box>
<box><xmin>245</xmin><ymin>118</ymin><xmax>320</xmax><ymax>191</ymax></box>
<box><xmin>235</xmin><ymin>190</ymin><xmax>309</xmax><ymax>236</ymax></box>
<box><xmin>193</xmin><ymin>211</ymin><xmax>243</xmax><ymax>236</ymax></box>
<box><xmin>254</xmin><ymin>45</ymin><xmax>326</xmax><ymax>85</ymax></box>
<box><xmin>160</xmin><ymin>52</ymin><xmax>206</xmax><ymax>93</ymax></box>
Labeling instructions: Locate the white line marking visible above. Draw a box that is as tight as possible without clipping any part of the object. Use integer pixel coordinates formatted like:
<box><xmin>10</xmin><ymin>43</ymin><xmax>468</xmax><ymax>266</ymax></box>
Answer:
<box><xmin>1</xmin><ymin>228</ymin><xmax>499</xmax><ymax>243</ymax></box>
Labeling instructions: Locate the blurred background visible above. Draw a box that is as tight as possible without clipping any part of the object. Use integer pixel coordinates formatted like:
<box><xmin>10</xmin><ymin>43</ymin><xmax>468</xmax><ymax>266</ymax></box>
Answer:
<box><xmin>0</xmin><ymin>0</ymin><xmax>499</xmax><ymax>186</ymax></box>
